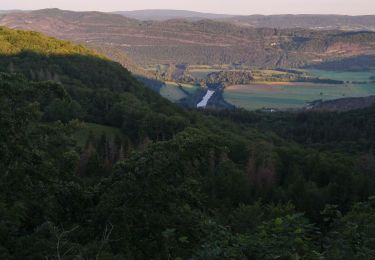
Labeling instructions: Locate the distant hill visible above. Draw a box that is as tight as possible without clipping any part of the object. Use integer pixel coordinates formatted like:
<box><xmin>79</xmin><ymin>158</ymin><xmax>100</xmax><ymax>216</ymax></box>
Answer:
<box><xmin>0</xmin><ymin>8</ymin><xmax>138</xmax><ymax>35</ymax></box>
<box><xmin>114</xmin><ymin>9</ymin><xmax>232</xmax><ymax>21</ymax></box>
<box><xmin>2</xmin><ymin>9</ymin><xmax>375</xmax><ymax>31</ymax></box>
<box><xmin>114</xmin><ymin>11</ymin><xmax>375</xmax><ymax>31</ymax></box>
<box><xmin>1</xmin><ymin>9</ymin><xmax>375</xmax><ymax>69</ymax></box>
<box><xmin>224</xmin><ymin>14</ymin><xmax>375</xmax><ymax>31</ymax></box>
<box><xmin>0</xmin><ymin>9</ymin><xmax>149</xmax><ymax>74</ymax></box>
<box><xmin>0</xmin><ymin>10</ymin><xmax>26</xmax><ymax>15</ymax></box>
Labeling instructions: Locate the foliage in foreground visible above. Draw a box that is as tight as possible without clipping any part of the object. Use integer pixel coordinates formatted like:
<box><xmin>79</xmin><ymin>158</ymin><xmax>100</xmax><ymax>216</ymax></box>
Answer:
<box><xmin>1</xmin><ymin>26</ymin><xmax>375</xmax><ymax>259</ymax></box>
<box><xmin>1</xmin><ymin>73</ymin><xmax>375</xmax><ymax>259</ymax></box>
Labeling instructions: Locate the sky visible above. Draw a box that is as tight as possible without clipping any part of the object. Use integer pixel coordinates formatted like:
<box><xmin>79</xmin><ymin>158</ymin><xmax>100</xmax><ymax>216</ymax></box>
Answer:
<box><xmin>1</xmin><ymin>0</ymin><xmax>375</xmax><ymax>15</ymax></box>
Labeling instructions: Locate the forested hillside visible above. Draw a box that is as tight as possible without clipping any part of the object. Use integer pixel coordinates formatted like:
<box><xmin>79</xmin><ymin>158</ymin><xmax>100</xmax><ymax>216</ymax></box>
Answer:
<box><xmin>224</xmin><ymin>14</ymin><xmax>375</xmax><ymax>31</ymax></box>
<box><xmin>1</xmin><ymin>9</ymin><xmax>375</xmax><ymax>68</ymax></box>
<box><xmin>1</xmin><ymin>26</ymin><xmax>375</xmax><ymax>258</ymax></box>
<box><xmin>114</xmin><ymin>11</ymin><xmax>375</xmax><ymax>31</ymax></box>
<box><xmin>114</xmin><ymin>9</ymin><xmax>232</xmax><ymax>21</ymax></box>
<box><xmin>0</xmin><ymin>26</ymin><xmax>186</xmax><ymax>130</ymax></box>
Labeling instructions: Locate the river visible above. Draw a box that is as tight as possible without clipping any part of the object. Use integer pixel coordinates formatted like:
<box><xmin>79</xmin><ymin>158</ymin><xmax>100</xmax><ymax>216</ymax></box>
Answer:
<box><xmin>197</xmin><ymin>90</ymin><xmax>215</xmax><ymax>108</ymax></box>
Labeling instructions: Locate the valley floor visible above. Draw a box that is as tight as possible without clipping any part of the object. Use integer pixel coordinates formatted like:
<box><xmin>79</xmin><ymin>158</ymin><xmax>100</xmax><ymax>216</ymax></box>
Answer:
<box><xmin>156</xmin><ymin>68</ymin><xmax>375</xmax><ymax>110</ymax></box>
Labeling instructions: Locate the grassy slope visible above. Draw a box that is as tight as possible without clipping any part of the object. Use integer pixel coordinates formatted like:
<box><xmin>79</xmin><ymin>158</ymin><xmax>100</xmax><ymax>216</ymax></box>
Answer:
<box><xmin>160</xmin><ymin>84</ymin><xmax>187</xmax><ymax>102</ymax></box>
<box><xmin>159</xmin><ymin>82</ymin><xmax>200</xmax><ymax>102</ymax></box>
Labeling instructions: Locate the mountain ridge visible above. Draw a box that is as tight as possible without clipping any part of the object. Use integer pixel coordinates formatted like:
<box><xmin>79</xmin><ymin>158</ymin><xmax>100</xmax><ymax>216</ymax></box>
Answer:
<box><xmin>1</xmin><ymin>9</ymin><xmax>374</xmax><ymax>69</ymax></box>
<box><xmin>113</xmin><ymin>9</ymin><xmax>233</xmax><ymax>21</ymax></box>
<box><xmin>2</xmin><ymin>8</ymin><xmax>375</xmax><ymax>30</ymax></box>
<box><xmin>113</xmin><ymin>9</ymin><xmax>375</xmax><ymax>30</ymax></box>
<box><xmin>225</xmin><ymin>14</ymin><xmax>375</xmax><ymax>30</ymax></box>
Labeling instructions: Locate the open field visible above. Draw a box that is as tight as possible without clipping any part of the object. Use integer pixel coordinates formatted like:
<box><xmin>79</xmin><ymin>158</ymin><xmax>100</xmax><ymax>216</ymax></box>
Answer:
<box><xmin>160</xmin><ymin>82</ymin><xmax>188</xmax><ymax>102</ymax></box>
<box><xmin>179</xmin><ymin>83</ymin><xmax>200</xmax><ymax>94</ymax></box>
<box><xmin>224</xmin><ymin>70</ymin><xmax>375</xmax><ymax>110</ymax></box>
<box><xmin>188</xmin><ymin>68</ymin><xmax>221</xmax><ymax>80</ymax></box>
<box><xmin>159</xmin><ymin>82</ymin><xmax>200</xmax><ymax>101</ymax></box>
<box><xmin>307</xmin><ymin>69</ymin><xmax>375</xmax><ymax>82</ymax></box>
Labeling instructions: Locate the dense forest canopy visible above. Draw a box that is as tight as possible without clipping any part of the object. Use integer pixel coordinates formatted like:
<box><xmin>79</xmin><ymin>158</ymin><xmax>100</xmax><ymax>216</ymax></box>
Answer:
<box><xmin>0</xmin><ymin>26</ymin><xmax>98</xmax><ymax>55</ymax></box>
<box><xmin>0</xmin><ymin>26</ymin><xmax>188</xmax><ymax>134</ymax></box>
<box><xmin>0</xmin><ymin>26</ymin><xmax>375</xmax><ymax>259</ymax></box>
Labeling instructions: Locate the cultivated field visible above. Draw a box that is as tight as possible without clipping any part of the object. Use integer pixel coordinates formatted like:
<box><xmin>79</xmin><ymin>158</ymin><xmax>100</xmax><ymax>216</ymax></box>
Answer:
<box><xmin>179</xmin><ymin>83</ymin><xmax>200</xmax><ymax>94</ymax></box>
<box><xmin>188</xmin><ymin>68</ymin><xmax>221</xmax><ymax>80</ymax></box>
<box><xmin>308</xmin><ymin>69</ymin><xmax>375</xmax><ymax>82</ymax></box>
<box><xmin>224</xmin><ymin>70</ymin><xmax>375</xmax><ymax>110</ymax></box>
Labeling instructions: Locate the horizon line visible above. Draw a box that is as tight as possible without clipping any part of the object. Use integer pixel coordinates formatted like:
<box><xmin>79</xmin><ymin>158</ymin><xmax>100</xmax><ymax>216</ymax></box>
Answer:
<box><xmin>1</xmin><ymin>8</ymin><xmax>375</xmax><ymax>17</ymax></box>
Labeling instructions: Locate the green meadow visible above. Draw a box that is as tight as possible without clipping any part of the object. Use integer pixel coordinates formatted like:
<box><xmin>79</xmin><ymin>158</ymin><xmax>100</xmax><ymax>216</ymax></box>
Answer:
<box><xmin>307</xmin><ymin>69</ymin><xmax>375</xmax><ymax>82</ymax></box>
<box><xmin>159</xmin><ymin>82</ymin><xmax>187</xmax><ymax>102</ymax></box>
<box><xmin>159</xmin><ymin>82</ymin><xmax>200</xmax><ymax>102</ymax></box>
<box><xmin>188</xmin><ymin>68</ymin><xmax>221</xmax><ymax>80</ymax></box>
<box><xmin>179</xmin><ymin>83</ymin><xmax>200</xmax><ymax>94</ymax></box>
<box><xmin>224</xmin><ymin>70</ymin><xmax>375</xmax><ymax>110</ymax></box>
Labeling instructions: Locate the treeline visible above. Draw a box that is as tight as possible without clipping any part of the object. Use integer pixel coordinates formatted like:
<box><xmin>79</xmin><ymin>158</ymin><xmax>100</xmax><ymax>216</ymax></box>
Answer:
<box><xmin>205</xmin><ymin>107</ymin><xmax>375</xmax><ymax>152</ymax></box>
<box><xmin>298</xmin><ymin>78</ymin><xmax>344</xmax><ymax>84</ymax></box>
<box><xmin>205</xmin><ymin>70</ymin><xmax>254</xmax><ymax>85</ymax></box>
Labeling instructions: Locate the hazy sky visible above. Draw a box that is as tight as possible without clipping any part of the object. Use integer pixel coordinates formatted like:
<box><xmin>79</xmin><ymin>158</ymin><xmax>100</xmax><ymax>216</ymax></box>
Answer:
<box><xmin>1</xmin><ymin>0</ymin><xmax>375</xmax><ymax>15</ymax></box>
